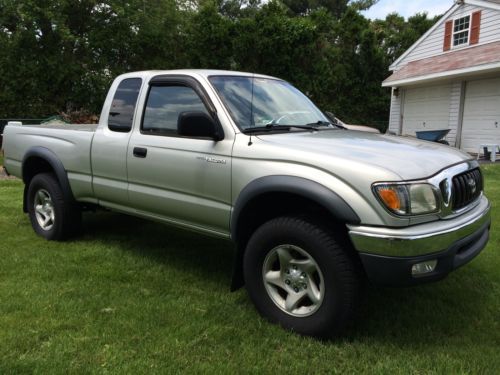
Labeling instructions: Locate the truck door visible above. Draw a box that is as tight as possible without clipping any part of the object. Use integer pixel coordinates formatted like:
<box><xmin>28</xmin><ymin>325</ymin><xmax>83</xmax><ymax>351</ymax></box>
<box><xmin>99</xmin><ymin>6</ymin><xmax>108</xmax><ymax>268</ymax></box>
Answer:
<box><xmin>92</xmin><ymin>77</ymin><xmax>142</xmax><ymax>206</ymax></box>
<box><xmin>126</xmin><ymin>75</ymin><xmax>232</xmax><ymax>236</ymax></box>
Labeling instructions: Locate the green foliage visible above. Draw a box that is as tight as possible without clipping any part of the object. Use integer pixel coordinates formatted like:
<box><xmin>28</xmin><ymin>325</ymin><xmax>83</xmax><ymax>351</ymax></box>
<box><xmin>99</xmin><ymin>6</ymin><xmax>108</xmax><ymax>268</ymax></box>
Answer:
<box><xmin>373</xmin><ymin>12</ymin><xmax>441</xmax><ymax>64</ymax></box>
<box><xmin>0</xmin><ymin>0</ymin><xmax>438</xmax><ymax>129</ymax></box>
<box><xmin>281</xmin><ymin>0</ymin><xmax>377</xmax><ymax>18</ymax></box>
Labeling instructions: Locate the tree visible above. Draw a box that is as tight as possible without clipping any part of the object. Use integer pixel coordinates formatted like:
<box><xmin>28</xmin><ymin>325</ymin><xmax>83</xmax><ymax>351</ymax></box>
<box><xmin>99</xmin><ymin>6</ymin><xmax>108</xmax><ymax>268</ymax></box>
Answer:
<box><xmin>0</xmin><ymin>0</ymin><xmax>438</xmax><ymax>131</ymax></box>
<box><xmin>373</xmin><ymin>11</ymin><xmax>440</xmax><ymax>64</ymax></box>
<box><xmin>282</xmin><ymin>0</ymin><xmax>378</xmax><ymax>18</ymax></box>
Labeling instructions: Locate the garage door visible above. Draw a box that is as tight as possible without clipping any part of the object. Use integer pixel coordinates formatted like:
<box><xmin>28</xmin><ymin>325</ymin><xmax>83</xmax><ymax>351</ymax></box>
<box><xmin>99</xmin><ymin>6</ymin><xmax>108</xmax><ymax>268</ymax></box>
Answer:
<box><xmin>402</xmin><ymin>84</ymin><xmax>451</xmax><ymax>137</ymax></box>
<box><xmin>461</xmin><ymin>77</ymin><xmax>500</xmax><ymax>153</ymax></box>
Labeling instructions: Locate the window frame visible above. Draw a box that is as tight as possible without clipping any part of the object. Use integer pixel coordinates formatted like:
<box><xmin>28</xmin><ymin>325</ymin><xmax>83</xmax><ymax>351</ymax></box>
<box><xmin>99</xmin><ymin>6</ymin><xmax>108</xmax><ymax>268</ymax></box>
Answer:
<box><xmin>139</xmin><ymin>75</ymin><xmax>223</xmax><ymax>140</ymax></box>
<box><xmin>451</xmin><ymin>13</ymin><xmax>471</xmax><ymax>48</ymax></box>
<box><xmin>208</xmin><ymin>74</ymin><xmax>329</xmax><ymax>133</ymax></box>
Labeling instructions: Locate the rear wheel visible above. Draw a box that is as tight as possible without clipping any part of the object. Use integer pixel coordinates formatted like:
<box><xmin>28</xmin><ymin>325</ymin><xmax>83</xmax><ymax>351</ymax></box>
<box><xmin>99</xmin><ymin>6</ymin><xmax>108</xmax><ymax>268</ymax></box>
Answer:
<box><xmin>243</xmin><ymin>216</ymin><xmax>362</xmax><ymax>338</ymax></box>
<box><xmin>27</xmin><ymin>173</ymin><xmax>81</xmax><ymax>240</ymax></box>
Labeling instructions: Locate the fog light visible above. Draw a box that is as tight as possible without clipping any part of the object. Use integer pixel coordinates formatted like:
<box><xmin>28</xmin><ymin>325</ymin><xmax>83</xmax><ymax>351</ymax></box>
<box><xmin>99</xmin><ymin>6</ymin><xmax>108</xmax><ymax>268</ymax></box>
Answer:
<box><xmin>411</xmin><ymin>260</ymin><xmax>437</xmax><ymax>277</ymax></box>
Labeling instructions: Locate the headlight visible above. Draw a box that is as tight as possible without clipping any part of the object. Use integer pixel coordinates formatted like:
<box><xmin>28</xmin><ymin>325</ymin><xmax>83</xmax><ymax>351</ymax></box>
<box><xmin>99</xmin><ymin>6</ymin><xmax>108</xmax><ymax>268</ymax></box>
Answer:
<box><xmin>373</xmin><ymin>183</ymin><xmax>439</xmax><ymax>215</ymax></box>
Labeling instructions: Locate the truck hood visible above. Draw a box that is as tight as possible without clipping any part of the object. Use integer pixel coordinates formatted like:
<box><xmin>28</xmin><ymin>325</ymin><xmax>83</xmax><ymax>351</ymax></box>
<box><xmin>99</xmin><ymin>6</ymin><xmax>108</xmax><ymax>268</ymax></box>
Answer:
<box><xmin>257</xmin><ymin>130</ymin><xmax>472</xmax><ymax>180</ymax></box>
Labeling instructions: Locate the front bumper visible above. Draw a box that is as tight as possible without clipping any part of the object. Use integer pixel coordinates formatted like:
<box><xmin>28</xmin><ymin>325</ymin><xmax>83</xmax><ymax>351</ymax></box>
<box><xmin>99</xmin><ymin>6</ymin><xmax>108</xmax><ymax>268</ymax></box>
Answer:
<box><xmin>348</xmin><ymin>196</ymin><xmax>491</xmax><ymax>286</ymax></box>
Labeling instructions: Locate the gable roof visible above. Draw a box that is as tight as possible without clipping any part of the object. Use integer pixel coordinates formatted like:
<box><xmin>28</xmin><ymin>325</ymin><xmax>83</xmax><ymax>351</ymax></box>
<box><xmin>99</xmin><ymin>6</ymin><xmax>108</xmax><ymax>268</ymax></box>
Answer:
<box><xmin>389</xmin><ymin>0</ymin><xmax>500</xmax><ymax>70</ymax></box>
<box><xmin>467</xmin><ymin>0</ymin><xmax>500</xmax><ymax>7</ymax></box>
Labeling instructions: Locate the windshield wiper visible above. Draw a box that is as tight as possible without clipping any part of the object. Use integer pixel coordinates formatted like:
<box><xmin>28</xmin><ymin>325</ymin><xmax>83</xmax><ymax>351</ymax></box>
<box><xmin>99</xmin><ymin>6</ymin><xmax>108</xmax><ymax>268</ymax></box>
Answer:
<box><xmin>304</xmin><ymin>120</ymin><xmax>331</xmax><ymax>127</ymax></box>
<box><xmin>242</xmin><ymin>124</ymin><xmax>292</xmax><ymax>133</ymax></box>
<box><xmin>304</xmin><ymin>120</ymin><xmax>344</xmax><ymax>129</ymax></box>
<box><xmin>243</xmin><ymin>123</ymin><xmax>330</xmax><ymax>134</ymax></box>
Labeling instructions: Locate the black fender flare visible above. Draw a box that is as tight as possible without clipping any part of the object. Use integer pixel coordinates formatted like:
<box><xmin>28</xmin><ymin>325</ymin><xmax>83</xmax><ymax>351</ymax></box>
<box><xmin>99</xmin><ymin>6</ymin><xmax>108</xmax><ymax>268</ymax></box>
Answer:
<box><xmin>231</xmin><ymin>175</ymin><xmax>360</xmax><ymax>241</ymax></box>
<box><xmin>22</xmin><ymin>146</ymin><xmax>75</xmax><ymax>212</ymax></box>
<box><xmin>229</xmin><ymin>175</ymin><xmax>360</xmax><ymax>290</ymax></box>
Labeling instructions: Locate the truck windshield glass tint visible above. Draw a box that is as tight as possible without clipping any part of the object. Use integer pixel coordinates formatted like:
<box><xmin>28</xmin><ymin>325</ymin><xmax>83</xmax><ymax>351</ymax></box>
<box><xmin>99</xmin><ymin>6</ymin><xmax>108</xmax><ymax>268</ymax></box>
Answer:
<box><xmin>108</xmin><ymin>78</ymin><xmax>142</xmax><ymax>132</ymax></box>
<box><xmin>209</xmin><ymin>76</ymin><xmax>328</xmax><ymax>130</ymax></box>
<box><xmin>142</xmin><ymin>85</ymin><xmax>208</xmax><ymax>134</ymax></box>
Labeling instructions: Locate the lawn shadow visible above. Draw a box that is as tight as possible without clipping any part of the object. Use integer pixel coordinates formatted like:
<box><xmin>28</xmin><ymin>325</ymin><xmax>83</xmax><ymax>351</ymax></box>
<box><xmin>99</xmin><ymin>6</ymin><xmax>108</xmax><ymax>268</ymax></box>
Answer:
<box><xmin>343</xmin><ymin>266</ymin><xmax>494</xmax><ymax>346</ymax></box>
<box><xmin>79</xmin><ymin>211</ymin><xmax>235</xmax><ymax>287</ymax></box>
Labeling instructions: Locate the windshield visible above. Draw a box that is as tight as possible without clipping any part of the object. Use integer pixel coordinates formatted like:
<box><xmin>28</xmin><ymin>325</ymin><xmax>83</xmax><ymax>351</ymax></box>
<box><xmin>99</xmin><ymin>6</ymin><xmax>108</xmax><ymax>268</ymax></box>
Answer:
<box><xmin>208</xmin><ymin>76</ymin><xmax>330</xmax><ymax>131</ymax></box>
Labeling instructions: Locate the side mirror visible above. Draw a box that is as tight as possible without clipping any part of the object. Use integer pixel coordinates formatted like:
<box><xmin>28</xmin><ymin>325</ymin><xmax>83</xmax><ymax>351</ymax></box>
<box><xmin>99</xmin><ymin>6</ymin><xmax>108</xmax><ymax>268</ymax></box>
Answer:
<box><xmin>177</xmin><ymin>111</ymin><xmax>223</xmax><ymax>141</ymax></box>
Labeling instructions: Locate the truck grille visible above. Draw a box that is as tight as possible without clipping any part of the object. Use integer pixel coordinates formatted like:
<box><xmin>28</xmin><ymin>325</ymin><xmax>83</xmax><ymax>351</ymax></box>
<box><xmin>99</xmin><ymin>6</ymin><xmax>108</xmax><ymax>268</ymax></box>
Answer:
<box><xmin>452</xmin><ymin>168</ymin><xmax>483</xmax><ymax>210</ymax></box>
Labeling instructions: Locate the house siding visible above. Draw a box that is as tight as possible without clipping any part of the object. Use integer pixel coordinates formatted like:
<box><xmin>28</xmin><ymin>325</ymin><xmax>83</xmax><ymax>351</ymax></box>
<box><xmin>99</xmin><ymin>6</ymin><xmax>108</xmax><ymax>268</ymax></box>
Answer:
<box><xmin>446</xmin><ymin>81</ymin><xmax>463</xmax><ymax>146</ymax></box>
<box><xmin>395</xmin><ymin>4</ymin><xmax>500</xmax><ymax>68</ymax></box>
<box><xmin>388</xmin><ymin>89</ymin><xmax>401</xmax><ymax>134</ymax></box>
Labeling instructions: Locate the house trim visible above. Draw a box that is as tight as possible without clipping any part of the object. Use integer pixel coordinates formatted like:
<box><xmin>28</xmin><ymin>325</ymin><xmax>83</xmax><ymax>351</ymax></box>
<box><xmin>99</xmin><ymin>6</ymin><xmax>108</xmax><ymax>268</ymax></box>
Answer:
<box><xmin>456</xmin><ymin>81</ymin><xmax>466</xmax><ymax>148</ymax></box>
<box><xmin>466</xmin><ymin>0</ymin><xmax>500</xmax><ymax>11</ymax></box>
<box><xmin>450</xmin><ymin>12</ymin><xmax>473</xmax><ymax>49</ymax></box>
<box><xmin>398</xmin><ymin>89</ymin><xmax>405</xmax><ymax>135</ymax></box>
<box><xmin>382</xmin><ymin>60</ymin><xmax>500</xmax><ymax>87</ymax></box>
<box><xmin>389</xmin><ymin>3</ymin><xmax>459</xmax><ymax>69</ymax></box>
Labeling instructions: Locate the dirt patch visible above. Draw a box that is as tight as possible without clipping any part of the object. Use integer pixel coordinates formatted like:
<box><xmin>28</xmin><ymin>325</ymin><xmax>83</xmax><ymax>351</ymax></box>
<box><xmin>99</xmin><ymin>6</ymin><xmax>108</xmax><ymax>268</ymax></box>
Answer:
<box><xmin>0</xmin><ymin>167</ymin><xmax>18</xmax><ymax>180</ymax></box>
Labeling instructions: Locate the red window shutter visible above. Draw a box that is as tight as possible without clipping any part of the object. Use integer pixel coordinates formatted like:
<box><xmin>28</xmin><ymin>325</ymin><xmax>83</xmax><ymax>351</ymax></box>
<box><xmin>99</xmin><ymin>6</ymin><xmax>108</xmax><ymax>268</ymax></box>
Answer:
<box><xmin>470</xmin><ymin>10</ymin><xmax>481</xmax><ymax>45</ymax></box>
<box><xmin>443</xmin><ymin>20</ymin><xmax>453</xmax><ymax>51</ymax></box>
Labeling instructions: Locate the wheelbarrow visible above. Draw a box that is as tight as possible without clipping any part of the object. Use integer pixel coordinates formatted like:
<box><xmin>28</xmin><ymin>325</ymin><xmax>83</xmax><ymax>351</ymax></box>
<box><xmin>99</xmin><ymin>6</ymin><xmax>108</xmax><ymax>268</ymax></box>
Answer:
<box><xmin>415</xmin><ymin>129</ymin><xmax>451</xmax><ymax>145</ymax></box>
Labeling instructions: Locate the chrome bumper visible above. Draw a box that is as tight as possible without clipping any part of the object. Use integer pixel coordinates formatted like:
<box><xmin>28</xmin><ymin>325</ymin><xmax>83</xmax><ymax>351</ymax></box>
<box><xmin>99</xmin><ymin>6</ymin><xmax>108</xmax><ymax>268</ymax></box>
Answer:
<box><xmin>348</xmin><ymin>196</ymin><xmax>491</xmax><ymax>257</ymax></box>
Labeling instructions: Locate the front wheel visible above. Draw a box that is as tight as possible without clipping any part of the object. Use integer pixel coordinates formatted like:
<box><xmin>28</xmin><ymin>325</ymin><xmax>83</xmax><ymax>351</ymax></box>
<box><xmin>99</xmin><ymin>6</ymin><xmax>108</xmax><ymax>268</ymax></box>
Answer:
<box><xmin>243</xmin><ymin>216</ymin><xmax>362</xmax><ymax>338</ymax></box>
<box><xmin>27</xmin><ymin>173</ymin><xmax>81</xmax><ymax>240</ymax></box>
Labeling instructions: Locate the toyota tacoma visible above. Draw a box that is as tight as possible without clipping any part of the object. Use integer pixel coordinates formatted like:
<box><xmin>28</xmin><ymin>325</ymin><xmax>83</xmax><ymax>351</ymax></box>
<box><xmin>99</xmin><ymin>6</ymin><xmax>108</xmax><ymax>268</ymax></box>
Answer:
<box><xmin>1</xmin><ymin>70</ymin><xmax>491</xmax><ymax>338</ymax></box>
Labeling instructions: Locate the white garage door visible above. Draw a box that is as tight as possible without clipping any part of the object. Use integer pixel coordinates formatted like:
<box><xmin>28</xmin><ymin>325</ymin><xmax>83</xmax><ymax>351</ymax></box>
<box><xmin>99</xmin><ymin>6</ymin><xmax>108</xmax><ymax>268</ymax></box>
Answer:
<box><xmin>402</xmin><ymin>84</ymin><xmax>451</xmax><ymax>137</ymax></box>
<box><xmin>461</xmin><ymin>77</ymin><xmax>500</xmax><ymax>153</ymax></box>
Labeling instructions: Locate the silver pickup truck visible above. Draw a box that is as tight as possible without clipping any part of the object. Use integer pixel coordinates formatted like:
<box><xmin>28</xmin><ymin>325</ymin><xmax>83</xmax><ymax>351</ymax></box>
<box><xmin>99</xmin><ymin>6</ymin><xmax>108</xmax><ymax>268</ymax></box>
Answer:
<box><xmin>2</xmin><ymin>70</ymin><xmax>491</xmax><ymax>338</ymax></box>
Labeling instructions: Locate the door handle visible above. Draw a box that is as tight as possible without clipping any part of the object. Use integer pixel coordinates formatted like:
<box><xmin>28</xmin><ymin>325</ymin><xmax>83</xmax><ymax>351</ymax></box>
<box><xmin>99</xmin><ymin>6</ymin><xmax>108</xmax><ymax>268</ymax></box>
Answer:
<box><xmin>133</xmin><ymin>147</ymin><xmax>147</xmax><ymax>158</ymax></box>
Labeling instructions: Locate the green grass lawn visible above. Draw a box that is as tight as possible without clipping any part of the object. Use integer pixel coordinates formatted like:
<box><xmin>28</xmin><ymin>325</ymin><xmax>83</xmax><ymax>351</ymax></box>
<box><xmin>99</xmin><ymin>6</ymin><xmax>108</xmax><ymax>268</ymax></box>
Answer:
<box><xmin>0</xmin><ymin>166</ymin><xmax>499</xmax><ymax>373</ymax></box>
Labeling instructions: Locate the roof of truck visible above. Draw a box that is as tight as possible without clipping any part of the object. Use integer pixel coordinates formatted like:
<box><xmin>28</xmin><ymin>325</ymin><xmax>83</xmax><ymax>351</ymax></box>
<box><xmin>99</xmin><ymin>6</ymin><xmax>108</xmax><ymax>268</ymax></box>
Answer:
<box><xmin>117</xmin><ymin>69</ymin><xmax>280</xmax><ymax>80</ymax></box>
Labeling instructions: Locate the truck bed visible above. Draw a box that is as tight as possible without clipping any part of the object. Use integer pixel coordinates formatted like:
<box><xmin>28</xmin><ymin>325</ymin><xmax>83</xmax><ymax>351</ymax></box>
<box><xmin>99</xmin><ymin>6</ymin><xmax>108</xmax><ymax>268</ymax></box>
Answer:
<box><xmin>2</xmin><ymin>123</ymin><xmax>98</xmax><ymax>200</ymax></box>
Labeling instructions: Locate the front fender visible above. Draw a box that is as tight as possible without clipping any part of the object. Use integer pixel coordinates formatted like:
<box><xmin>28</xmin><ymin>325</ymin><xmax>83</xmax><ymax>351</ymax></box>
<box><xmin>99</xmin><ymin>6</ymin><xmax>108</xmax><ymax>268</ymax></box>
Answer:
<box><xmin>230</xmin><ymin>175</ymin><xmax>360</xmax><ymax>241</ymax></box>
<box><xmin>229</xmin><ymin>175</ymin><xmax>360</xmax><ymax>291</ymax></box>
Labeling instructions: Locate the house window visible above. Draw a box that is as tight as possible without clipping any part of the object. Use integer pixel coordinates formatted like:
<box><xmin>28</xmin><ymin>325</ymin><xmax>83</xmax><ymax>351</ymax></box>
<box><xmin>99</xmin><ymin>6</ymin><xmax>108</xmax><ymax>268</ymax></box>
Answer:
<box><xmin>453</xmin><ymin>15</ymin><xmax>470</xmax><ymax>46</ymax></box>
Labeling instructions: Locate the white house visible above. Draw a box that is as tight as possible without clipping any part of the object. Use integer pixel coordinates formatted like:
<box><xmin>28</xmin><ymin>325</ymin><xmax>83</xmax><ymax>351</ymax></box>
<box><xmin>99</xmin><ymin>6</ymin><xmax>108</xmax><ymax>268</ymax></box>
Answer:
<box><xmin>384</xmin><ymin>0</ymin><xmax>500</xmax><ymax>154</ymax></box>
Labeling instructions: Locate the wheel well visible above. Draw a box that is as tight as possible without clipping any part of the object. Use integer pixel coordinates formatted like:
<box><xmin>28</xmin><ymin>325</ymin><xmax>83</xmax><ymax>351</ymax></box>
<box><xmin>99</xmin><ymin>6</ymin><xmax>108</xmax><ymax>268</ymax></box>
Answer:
<box><xmin>234</xmin><ymin>192</ymin><xmax>351</xmax><ymax>249</ymax></box>
<box><xmin>23</xmin><ymin>156</ymin><xmax>54</xmax><ymax>185</ymax></box>
<box><xmin>230</xmin><ymin>192</ymin><xmax>362</xmax><ymax>291</ymax></box>
<box><xmin>22</xmin><ymin>156</ymin><xmax>57</xmax><ymax>213</ymax></box>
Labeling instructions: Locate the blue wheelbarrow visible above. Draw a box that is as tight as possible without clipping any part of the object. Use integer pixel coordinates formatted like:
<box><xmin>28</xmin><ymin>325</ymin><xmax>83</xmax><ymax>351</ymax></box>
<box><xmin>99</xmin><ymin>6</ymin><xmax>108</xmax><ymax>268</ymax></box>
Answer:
<box><xmin>415</xmin><ymin>129</ymin><xmax>450</xmax><ymax>145</ymax></box>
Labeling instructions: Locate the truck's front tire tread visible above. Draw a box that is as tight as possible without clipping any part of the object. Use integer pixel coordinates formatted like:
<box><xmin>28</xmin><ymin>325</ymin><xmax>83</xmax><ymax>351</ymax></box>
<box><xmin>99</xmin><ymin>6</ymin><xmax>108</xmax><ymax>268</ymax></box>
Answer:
<box><xmin>243</xmin><ymin>216</ymin><xmax>363</xmax><ymax>338</ymax></box>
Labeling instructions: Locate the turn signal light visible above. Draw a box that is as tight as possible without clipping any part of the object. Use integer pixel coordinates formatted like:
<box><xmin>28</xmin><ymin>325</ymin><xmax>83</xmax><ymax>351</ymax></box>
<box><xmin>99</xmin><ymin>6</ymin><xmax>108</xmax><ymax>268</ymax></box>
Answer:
<box><xmin>378</xmin><ymin>188</ymin><xmax>401</xmax><ymax>211</ymax></box>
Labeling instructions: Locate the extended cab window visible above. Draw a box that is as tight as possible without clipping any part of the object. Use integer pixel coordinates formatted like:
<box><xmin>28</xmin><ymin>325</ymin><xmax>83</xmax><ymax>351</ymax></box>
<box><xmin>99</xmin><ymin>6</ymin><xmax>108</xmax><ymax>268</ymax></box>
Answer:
<box><xmin>142</xmin><ymin>85</ymin><xmax>209</xmax><ymax>135</ymax></box>
<box><xmin>108</xmin><ymin>78</ymin><xmax>142</xmax><ymax>132</ymax></box>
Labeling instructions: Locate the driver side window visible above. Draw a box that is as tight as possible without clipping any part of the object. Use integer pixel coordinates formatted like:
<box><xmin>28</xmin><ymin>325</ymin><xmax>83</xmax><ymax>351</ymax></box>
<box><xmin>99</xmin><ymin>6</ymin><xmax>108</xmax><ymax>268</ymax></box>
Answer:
<box><xmin>141</xmin><ymin>85</ymin><xmax>209</xmax><ymax>136</ymax></box>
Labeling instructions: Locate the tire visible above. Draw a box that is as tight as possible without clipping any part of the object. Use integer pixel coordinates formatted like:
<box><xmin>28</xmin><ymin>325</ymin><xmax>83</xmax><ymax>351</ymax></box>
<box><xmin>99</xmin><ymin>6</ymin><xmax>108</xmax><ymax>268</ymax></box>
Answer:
<box><xmin>437</xmin><ymin>140</ymin><xmax>449</xmax><ymax>145</ymax></box>
<box><xmin>27</xmin><ymin>173</ymin><xmax>81</xmax><ymax>240</ymax></box>
<box><xmin>243</xmin><ymin>216</ymin><xmax>362</xmax><ymax>338</ymax></box>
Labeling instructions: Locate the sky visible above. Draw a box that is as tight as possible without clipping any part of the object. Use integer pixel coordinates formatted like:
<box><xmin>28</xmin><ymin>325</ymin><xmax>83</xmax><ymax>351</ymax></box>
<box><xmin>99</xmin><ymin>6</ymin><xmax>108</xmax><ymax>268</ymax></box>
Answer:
<box><xmin>362</xmin><ymin>0</ymin><xmax>453</xmax><ymax>20</ymax></box>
